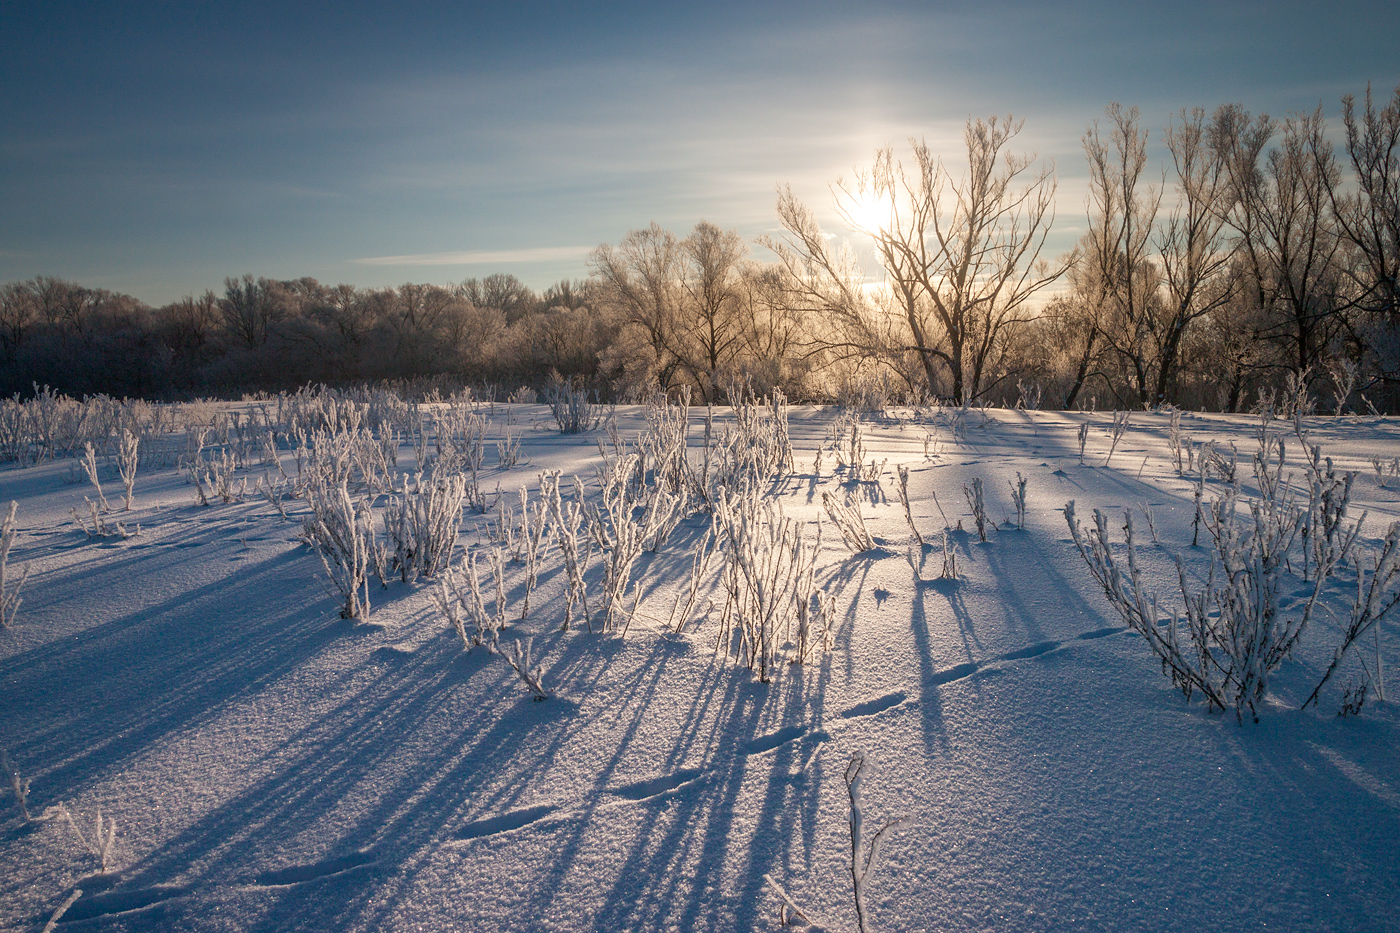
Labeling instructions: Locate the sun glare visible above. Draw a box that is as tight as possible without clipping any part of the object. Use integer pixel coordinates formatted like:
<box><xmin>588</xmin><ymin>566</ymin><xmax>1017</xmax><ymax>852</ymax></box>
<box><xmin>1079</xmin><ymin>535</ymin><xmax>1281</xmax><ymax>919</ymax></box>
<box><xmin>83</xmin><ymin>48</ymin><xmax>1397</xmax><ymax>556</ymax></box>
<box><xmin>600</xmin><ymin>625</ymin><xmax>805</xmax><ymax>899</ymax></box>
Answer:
<box><xmin>852</xmin><ymin>190</ymin><xmax>893</xmax><ymax>234</ymax></box>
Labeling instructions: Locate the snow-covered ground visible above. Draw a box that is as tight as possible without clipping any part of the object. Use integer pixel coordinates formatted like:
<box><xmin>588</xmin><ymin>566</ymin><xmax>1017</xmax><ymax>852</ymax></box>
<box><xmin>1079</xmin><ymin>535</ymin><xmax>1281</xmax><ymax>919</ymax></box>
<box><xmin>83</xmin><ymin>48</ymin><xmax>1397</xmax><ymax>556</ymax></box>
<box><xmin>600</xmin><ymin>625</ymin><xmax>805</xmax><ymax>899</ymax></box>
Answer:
<box><xmin>3</xmin><ymin>404</ymin><xmax>1399</xmax><ymax>932</ymax></box>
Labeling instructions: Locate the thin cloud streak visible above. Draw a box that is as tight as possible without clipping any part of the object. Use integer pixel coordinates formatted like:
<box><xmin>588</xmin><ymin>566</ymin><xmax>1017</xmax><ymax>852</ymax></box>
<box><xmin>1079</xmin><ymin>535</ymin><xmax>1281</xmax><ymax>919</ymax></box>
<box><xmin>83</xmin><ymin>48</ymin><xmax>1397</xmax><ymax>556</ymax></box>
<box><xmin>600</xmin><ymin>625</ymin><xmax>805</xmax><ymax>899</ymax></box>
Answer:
<box><xmin>354</xmin><ymin>246</ymin><xmax>595</xmax><ymax>266</ymax></box>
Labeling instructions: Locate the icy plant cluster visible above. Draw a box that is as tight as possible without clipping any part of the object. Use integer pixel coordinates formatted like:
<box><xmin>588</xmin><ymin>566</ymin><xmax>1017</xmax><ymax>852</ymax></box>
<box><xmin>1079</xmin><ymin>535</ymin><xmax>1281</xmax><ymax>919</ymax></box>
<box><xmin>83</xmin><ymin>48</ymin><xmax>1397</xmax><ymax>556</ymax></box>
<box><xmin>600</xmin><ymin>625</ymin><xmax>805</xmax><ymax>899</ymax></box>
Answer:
<box><xmin>1068</xmin><ymin>423</ymin><xmax>1400</xmax><ymax>720</ymax></box>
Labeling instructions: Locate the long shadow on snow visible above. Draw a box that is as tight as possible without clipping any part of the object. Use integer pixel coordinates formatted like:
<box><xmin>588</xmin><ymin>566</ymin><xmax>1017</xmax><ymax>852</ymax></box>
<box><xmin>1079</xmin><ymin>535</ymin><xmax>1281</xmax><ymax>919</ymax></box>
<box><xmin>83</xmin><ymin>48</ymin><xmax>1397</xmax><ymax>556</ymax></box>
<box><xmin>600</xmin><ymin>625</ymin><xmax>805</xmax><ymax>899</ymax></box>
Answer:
<box><xmin>821</xmin><ymin>549</ymin><xmax>897</xmax><ymax>685</ymax></box>
<box><xmin>586</xmin><ymin>663</ymin><xmax>829</xmax><ymax>932</ymax></box>
<box><xmin>508</xmin><ymin>642</ymin><xmax>757</xmax><ymax>928</ymax></box>
<box><xmin>107</xmin><ymin>627</ymin><xmax>681</xmax><ymax>932</ymax></box>
<box><xmin>0</xmin><ymin>547</ymin><xmax>333</xmax><ymax>798</ymax></box>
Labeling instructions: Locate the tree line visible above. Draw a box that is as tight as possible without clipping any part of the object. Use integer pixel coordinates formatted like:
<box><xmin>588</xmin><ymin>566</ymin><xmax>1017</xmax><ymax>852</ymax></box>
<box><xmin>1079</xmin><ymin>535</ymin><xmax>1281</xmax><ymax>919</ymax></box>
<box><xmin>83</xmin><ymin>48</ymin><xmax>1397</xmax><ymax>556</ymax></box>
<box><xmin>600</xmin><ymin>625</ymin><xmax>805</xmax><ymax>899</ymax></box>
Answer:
<box><xmin>3</xmin><ymin>86</ymin><xmax>1397</xmax><ymax>411</ymax></box>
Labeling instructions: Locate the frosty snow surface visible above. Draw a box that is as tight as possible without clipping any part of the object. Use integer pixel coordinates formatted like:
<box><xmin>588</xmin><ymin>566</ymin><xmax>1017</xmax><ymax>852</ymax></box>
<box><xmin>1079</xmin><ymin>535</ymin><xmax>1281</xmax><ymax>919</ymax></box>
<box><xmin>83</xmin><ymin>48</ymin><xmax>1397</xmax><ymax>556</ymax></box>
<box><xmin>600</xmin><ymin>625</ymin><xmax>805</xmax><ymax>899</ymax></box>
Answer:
<box><xmin>3</xmin><ymin>398</ymin><xmax>1399</xmax><ymax>932</ymax></box>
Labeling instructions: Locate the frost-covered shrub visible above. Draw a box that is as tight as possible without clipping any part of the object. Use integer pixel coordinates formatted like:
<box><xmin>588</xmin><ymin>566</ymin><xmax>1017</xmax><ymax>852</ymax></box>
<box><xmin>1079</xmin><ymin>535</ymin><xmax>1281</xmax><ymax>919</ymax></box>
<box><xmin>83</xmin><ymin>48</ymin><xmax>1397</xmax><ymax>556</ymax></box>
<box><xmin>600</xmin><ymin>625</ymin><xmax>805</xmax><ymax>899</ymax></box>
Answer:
<box><xmin>592</xmin><ymin>470</ymin><xmax>646</xmax><ymax>634</ymax></box>
<box><xmin>714</xmin><ymin>489</ymin><xmax>830</xmax><ymax>681</ymax></box>
<box><xmin>822</xmin><ymin>491</ymin><xmax>875</xmax><ymax>553</ymax></box>
<box><xmin>434</xmin><ymin>548</ymin><xmax>504</xmax><ymax>651</ymax></box>
<box><xmin>691</xmin><ymin>387</ymin><xmax>794</xmax><ymax>509</ymax></box>
<box><xmin>382</xmin><ymin>471</ymin><xmax>466</xmax><ymax>582</ymax></box>
<box><xmin>542</xmin><ymin>471</ymin><xmax>592</xmax><ymax>631</ymax></box>
<box><xmin>545</xmin><ymin>374</ymin><xmax>602</xmax><ymax>434</ymax></box>
<box><xmin>1067</xmin><ymin>443</ymin><xmax>1386</xmax><ymax>722</ymax></box>
<box><xmin>302</xmin><ymin>474</ymin><xmax>375</xmax><ymax>620</ymax></box>
<box><xmin>1066</xmin><ymin>497</ymin><xmax>1318</xmax><ymax>721</ymax></box>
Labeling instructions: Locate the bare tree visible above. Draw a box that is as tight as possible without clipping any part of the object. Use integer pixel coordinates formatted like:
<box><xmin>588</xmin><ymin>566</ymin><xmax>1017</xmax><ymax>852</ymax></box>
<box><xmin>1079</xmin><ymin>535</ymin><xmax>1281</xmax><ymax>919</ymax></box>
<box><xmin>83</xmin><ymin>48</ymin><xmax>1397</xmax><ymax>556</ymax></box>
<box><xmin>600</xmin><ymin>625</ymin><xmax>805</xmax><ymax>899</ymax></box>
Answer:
<box><xmin>1210</xmin><ymin>105</ymin><xmax>1345</xmax><ymax>379</ymax></box>
<box><xmin>771</xmin><ymin>116</ymin><xmax>1061</xmax><ymax>403</ymax></box>
<box><xmin>1048</xmin><ymin>260</ymin><xmax>1111</xmax><ymax>409</ymax></box>
<box><xmin>591</xmin><ymin>223</ymin><xmax>690</xmax><ymax>392</ymax></box>
<box><xmin>1154</xmin><ymin>107</ymin><xmax>1238</xmax><ymax>405</ymax></box>
<box><xmin>1082</xmin><ymin>104</ymin><xmax>1163</xmax><ymax>408</ymax></box>
<box><xmin>220</xmin><ymin>274</ymin><xmax>280</xmax><ymax>348</ymax></box>
<box><xmin>457</xmin><ymin>273</ymin><xmax>536</xmax><ymax>323</ymax></box>
<box><xmin>765</xmin><ymin>188</ymin><xmax>888</xmax><ymax>387</ymax></box>
<box><xmin>0</xmin><ymin>281</ymin><xmax>37</xmax><ymax>353</ymax></box>
<box><xmin>679</xmin><ymin>221</ymin><xmax>746</xmax><ymax>401</ymax></box>
<box><xmin>592</xmin><ymin>221</ymin><xmax>750</xmax><ymax>401</ymax></box>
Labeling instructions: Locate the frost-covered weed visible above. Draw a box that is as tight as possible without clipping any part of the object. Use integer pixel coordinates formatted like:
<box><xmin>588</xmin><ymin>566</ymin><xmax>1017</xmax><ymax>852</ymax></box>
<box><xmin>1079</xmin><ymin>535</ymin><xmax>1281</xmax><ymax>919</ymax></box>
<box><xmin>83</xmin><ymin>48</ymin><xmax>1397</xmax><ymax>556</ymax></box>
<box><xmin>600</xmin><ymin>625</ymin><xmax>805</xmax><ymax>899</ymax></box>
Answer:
<box><xmin>302</xmin><ymin>474</ymin><xmax>374</xmax><ymax>620</ymax></box>
<box><xmin>822</xmin><ymin>491</ymin><xmax>875</xmax><ymax>552</ymax></box>
<box><xmin>545</xmin><ymin>375</ymin><xmax>603</xmax><ymax>434</ymax></box>
<box><xmin>690</xmin><ymin>386</ymin><xmax>795</xmax><ymax>508</ymax></box>
<box><xmin>543</xmin><ymin>471</ymin><xmax>592</xmax><ymax>632</ymax></box>
<box><xmin>496</xmin><ymin>421</ymin><xmax>523</xmax><ymax>467</ymax></box>
<box><xmin>1104</xmin><ymin>410</ymin><xmax>1130</xmax><ymax>467</ymax></box>
<box><xmin>1</xmin><ymin>502</ymin><xmax>30</xmax><ymax>628</ymax></box>
<box><xmin>592</xmin><ymin>453</ymin><xmax>651</xmax><ymax>634</ymax></box>
<box><xmin>1371</xmin><ymin>456</ymin><xmax>1400</xmax><ymax>489</ymax></box>
<box><xmin>256</xmin><ymin>472</ymin><xmax>291</xmax><ymax>521</ymax></box>
<box><xmin>1140</xmin><ymin>502</ymin><xmax>1159</xmax><ymax>545</ymax></box>
<box><xmin>382</xmin><ymin>471</ymin><xmax>465</xmax><ymax>582</ymax></box>
<box><xmin>1008</xmin><ymin>472</ymin><xmax>1027</xmax><ymax>530</ymax></box>
<box><xmin>1298</xmin><ymin>441</ymin><xmax>1360</xmax><ymax>580</ymax></box>
<box><xmin>502</xmin><ymin>637</ymin><xmax>550</xmax><ymax>700</ymax></box>
<box><xmin>830</xmin><ymin>413</ymin><xmax>885</xmax><ymax>486</ymax></box>
<box><xmin>515</xmin><ymin>488</ymin><xmax>550</xmax><ymax>622</ymax></box>
<box><xmin>199</xmin><ymin>448</ymin><xmax>247</xmax><ymax>503</ymax></box>
<box><xmin>962</xmin><ymin>477</ymin><xmax>987</xmax><ymax>542</ymax></box>
<box><xmin>664</xmin><ymin>527</ymin><xmax>717</xmax><ymax>634</ymax></box>
<box><xmin>939</xmin><ymin>529</ymin><xmax>960</xmax><ymax>580</ymax></box>
<box><xmin>116</xmin><ymin>429</ymin><xmax>139</xmax><ymax>511</ymax></box>
<box><xmin>845</xmin><ymin>752</ymin><xmax>912</xmax><ymax>933</ymax></box>
<box><xmin>1304</xmin><ymin>523</ymin><xmax>1400</xmax><ymax>709</ymax></box>
<box><xmin>765</xmin><ymin>751</ymin><xmax>910</xmax><ymax>933</ymax></box>
<box><xmin>1169</xmin><ymin>408</ymin><xmax>1185</xmax><ymax>474</ymax></box>
<box><xmin>79</xmin><ymin>443</ymin><xmax>110</xmax><ymax>512</ymax></box>
<box><xmin>58</xmin><ymin>803</ymin><xmax>119</xmax><ymax>875</ymax></box>
<box><xmin>895</xmin><ymin>465</ymin><xmax>924</xmax><ymax>546</ymax></box>
<box><xmin>2</xmin><ymin>748</ymin><xmax>32</xmax><ymax>822</ymax></box>
<box><xmin>714</xmin><ymin>490</ymin><xmax>830</xmax><ymax>681</ymax></box>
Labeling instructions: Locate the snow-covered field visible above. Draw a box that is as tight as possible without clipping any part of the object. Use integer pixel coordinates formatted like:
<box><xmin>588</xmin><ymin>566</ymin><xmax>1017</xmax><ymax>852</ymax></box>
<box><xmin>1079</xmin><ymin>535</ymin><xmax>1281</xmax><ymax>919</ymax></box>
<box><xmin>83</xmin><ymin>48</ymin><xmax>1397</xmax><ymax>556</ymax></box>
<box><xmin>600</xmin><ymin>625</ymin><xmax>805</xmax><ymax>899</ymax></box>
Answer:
<box><xmin>3</xmin><ymin>402</ymin><xmax>1399</xmax><ymax>933</ymax></box>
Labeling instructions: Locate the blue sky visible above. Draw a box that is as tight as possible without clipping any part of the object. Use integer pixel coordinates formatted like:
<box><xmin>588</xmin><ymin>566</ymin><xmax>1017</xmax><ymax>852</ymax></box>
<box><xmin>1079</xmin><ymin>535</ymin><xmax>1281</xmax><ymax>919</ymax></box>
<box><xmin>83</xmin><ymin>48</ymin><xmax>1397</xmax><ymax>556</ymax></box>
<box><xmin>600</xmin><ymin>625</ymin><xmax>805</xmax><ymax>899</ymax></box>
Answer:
<box><xmin>2</xmin><ymin>0</ymin><xmax>1397</xmax><ymax>305</ymax></box>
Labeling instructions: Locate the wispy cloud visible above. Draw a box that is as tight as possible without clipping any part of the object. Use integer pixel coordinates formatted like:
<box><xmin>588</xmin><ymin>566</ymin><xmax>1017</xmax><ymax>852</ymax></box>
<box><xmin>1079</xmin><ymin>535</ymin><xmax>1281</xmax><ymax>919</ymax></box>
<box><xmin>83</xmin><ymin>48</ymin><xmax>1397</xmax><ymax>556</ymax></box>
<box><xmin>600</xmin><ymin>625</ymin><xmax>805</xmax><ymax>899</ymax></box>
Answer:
<box><xmin>353</xmin><ymin>246</ymin><xmax>594</xmax><ymax>266</ymax></box>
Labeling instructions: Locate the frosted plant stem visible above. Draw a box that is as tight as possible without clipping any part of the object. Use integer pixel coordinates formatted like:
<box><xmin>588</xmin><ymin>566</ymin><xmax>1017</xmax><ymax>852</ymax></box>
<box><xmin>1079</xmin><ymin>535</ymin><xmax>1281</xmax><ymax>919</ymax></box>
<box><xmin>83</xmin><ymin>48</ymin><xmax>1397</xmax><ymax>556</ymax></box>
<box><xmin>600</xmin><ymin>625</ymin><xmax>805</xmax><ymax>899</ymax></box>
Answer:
<box><xmin>80</xmin><ymin>443</ymin><xmax>110</xmax><ymax>512</ymax></box>
<box><xmin>42</xmin><ymin>890</ymin><xmax>83</xmax><ymax>933</ymax></box>
<box><xmin>846</xmin><ymin>752</ymin><xmax>911</xmax><ymax>933</ymax></box>
<box><xmin>0</xmin><ymin>501</ymin><xmax>31</xmax><ymax>628</ymax></box>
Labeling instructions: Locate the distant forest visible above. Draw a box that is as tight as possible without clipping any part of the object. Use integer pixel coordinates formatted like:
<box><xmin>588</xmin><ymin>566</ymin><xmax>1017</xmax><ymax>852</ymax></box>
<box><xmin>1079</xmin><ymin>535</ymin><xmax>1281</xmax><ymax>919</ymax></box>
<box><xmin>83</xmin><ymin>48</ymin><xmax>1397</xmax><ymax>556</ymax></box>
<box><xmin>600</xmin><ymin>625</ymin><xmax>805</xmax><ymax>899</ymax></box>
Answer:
<box><xmin>3</xmin><ymin>88</ymin><xmax>1398</xmax><ymax>413</ymax></box>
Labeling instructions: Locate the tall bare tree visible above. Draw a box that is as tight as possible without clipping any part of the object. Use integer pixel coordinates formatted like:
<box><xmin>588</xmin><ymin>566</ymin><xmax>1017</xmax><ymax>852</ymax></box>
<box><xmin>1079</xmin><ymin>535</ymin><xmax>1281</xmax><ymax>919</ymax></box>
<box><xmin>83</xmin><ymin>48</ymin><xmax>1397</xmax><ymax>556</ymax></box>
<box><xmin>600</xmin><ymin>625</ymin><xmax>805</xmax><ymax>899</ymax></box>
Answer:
<box><xmin>1210</xmin><ymin>105</ymin><xmax>1344</xmax><ymax>378</ymax></box>
<box><xmin>771</xmin><ymin>116</ymin><xmax>1060</xmax><ymax>404</ymax></box>
<box><xmin>592</xmin><ymin>220</ymin><xmax>749</xmax><ymax>401</ymax></box>
<box><xmin>1334</xmin><ymin>84</ymin><xmax>1400</xmax><ymax>320</ymax></box>
<box><xmin>1082</xmin><ymin>104</ymin><xmax>1163</xmax><ymax>408</ymax></box>
<box><xmin>1153</xmin><ymin>107</ymin><xmax>1237</xmax><ymax>405</ymax></box>
<box><xmin>679</xmin><ymin>221</ymin><xmax>747</xmax><ymax>401</ymax></box>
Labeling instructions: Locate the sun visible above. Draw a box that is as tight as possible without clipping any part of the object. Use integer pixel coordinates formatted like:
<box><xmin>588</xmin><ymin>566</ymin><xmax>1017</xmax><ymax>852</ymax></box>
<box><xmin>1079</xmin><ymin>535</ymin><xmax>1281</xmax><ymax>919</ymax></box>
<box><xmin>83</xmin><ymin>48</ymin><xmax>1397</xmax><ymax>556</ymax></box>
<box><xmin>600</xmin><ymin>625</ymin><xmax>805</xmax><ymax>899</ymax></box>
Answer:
<box><xmin>851</xmin><ymin>188</ymin><xmax>894</xmax><ymax>234</ymax></box>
